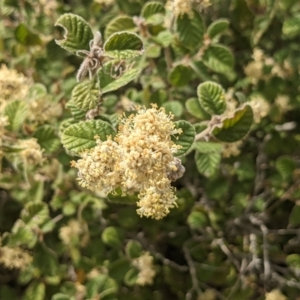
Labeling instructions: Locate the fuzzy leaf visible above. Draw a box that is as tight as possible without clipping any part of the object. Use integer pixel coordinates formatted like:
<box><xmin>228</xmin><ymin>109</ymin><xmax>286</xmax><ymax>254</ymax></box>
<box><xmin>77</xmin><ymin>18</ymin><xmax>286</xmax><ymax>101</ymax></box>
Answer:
<box><xmin>124</xmin><ymin>268</ymin><xmax>139</xmax><ymax>286</ymax></box>
<box><xmin>104</xmin><ymin>31</ymin><xmax>144</xmax><ymax>59</ymax></box>
<box><xmin>55</xmin><ymin>13</ymin><xmax>93</xmax><ymax>54</ymax></box>
<box><xmin>212</xmin><ymin>105</ymin><xmax>253</xmax><ymax>142</ymax></box>
<box><xmin>21</xmin><ymin>202</ymin><xmax>49</xmax><ymax>227</ymax></box>
<box><xmin>141</xmin><ymin>1</ymin><xmax>165</xmax><ymax>18</ymax></box>
<box><xmin>197</xmin><ymin>81</ymin><xmax>226</xmax><ymax>115</ymax></box>
<box><xmin>98</xmin><ymin>62</ymin><xmax>141</xmax><ymax>93</ymax></box>
<box><xmin>207</xmin><ymin>19</ymin><xmax>229</xmax><ymax>39</ymax></box>
<box><xmin>23</xmin><ymin>282</ymin><xmax>45</xmax><ymax>300</ymax></box>
<box><xmin>105</xmin><ymin>16</ymin><xmax>136</xmax><ymax>40</ymax></box>
<box><xmin>187</xmin><ymin>211</ymin><xmax>207</xmax><ymax>229</ymax></box>
<box><xmin>101</xmin><ymin>226</ymin><xmax>124</xmax><ymax>248</ymax></box>
<box><xmin>282</xmin><ymin>15</ymin><xmax>300</xmax><ymax>38</ymax></box>
<box><xmin>125</xmin><ymin>240</ymin><xmax>143</xmax><ymax>259</ymax></box>
<box><xmin>275</xmin><ymin>156</ymin><xmax>295</xmax><ymax>181</ymax></box>
<box><xmin>193</xmin><ymin>141</ymin><xmax>223</xmax><ymax>153</ymax></box>
<box><xmin>173</xmin><ymin>120</ymin><xmax>195</xmax><ymax>157</ymax></box>
<box><xmin>72</xmin><ymin>80</ymin><xmax>100</xmax><ymax>110</ymax></box>
<box><xmin>289</xmin><ymin>205</ymin><xmax>300</xmax><ymax>227</ymax></box>
<box><xmin>203</xmin><ymin>44</ymin><xmax>234</xmax><ymax>74</ymax></box>
<box><xmin>33</xmin><ymin>125</ymin><xmax>61</xmax><ymax>153</ymax></box>
<box><xmin>176</xmin><ymin>10</ymin><xmax>204</xmax><ymax>49</ymax></box>
<box><xmin>4</xmin><ymin>100</ymin><xmax>28</xmax><ymax>131</ymax></box>
<box><xmin>162</xmin><ymin>101</ymin><xmax>183</xmax><ymax>117</ymax></box>
<box><xmin>168</xmin><ymin>64</ymin><xmax>192</xmax><ymax>87</ymax></box>
<box><xmin>66</xmin><ymin>100</ymin><xmax>86</xmax><ymax>121</ymax></box>
<box><xmin>61</xmin><ymin>120</ymin><xmax>115</xmax><ymax>154</ymax></box>
<box><xmin>195</xmin><ymin>152</ymin><xmax>221</xmax><ymax>177</ymax></box>
<box><xmin>185</xmin><ymin>97</ymin><xmax>210</xmax><ymax>120</ymax></box>
<box><xmin>15</xmin><ymin>23</ymin><xmax>42</xmax><ymax>46</ymax></box>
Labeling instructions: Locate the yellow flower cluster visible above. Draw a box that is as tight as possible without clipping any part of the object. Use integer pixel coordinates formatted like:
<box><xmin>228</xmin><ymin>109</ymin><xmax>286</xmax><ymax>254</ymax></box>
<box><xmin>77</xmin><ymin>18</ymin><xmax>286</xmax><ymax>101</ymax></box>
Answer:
<box><xmin>0</xmin><ymin>64</ymin><xmax>31</xmax><ymax>106</ymax></box>
<box><xmin>59</xmin><ymin>220</ymin><xmax>84</xmax><ymax>246</ymax></box>
<box><xmin>265</xmin><ymin>289</ymin><xmax>287</xmax><ymax>300</ymax></box>
<box><xmin>94</xmin><ymin>0</ymin><xmax>114</xmax><ymax>6</ymax></box>
<box><xmin>222</xmin><ymin>141</ymin><xmax>243</xmax><ymax>158</ymax></box>
<box><xmin>166</xmin><ymin>0</ymin><xmax>211</xmax><ymax>17</ymax></box>
<box><xmin>72</xmin><ymin>105</ymin><xmax>185</xmax><ymax>219</ymax></box>
<box><xmin>0</xmin><ymin>245</ymin><xmax>32</xmax><ymax>270</ymax></box>
<box><xmin>132</xmin><ymin>252</ymin><xmax>156</xmax><ymax>286</ymax></box>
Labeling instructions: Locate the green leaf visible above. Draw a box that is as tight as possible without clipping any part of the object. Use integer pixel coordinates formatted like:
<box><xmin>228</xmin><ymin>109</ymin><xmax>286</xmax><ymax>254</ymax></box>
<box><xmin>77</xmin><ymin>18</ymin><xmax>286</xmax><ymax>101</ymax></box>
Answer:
<box><xmin>104</xmin><ymin>31</ymin><xmax>144</xmax><ymax>59</ymax></box>
<box><xmin>125</xmin><ymin>240</ymin><xmax>143</xmax><ymax>259</ymax></box>
<box><xmin>162</xmin><ymin>101</ymin><xmax>183</xmax><ymax>117</ymax></box>
<box><xmin>105</xmin><ymin>16</ymin><xmax>136</xmax><ymax>40</ymax></box>
<box><xmin>66</xmin><ymin>100</ymin><xmax>86</xmax><ymax>121</ymax></box>
<box><xmin>15</xmin><ymin>23</ymin><xmax>42</xmax><ymax>46</ymax></box>
<box><xmin>195</xmin><ymin>152</ymin><xmax>221</xmax><ymax>177</ymax></box>
<box><xmin>61</xmin><ymin>120</ymin><xmax>115</xmax><ymax>154</ymax></box>
<box><xmin>55</xmin><ymin>13</ymin><xmax>93</xmax><ymax>54</ymax></box>
<box><xmin>187</xmin><ymin>211</ymin><xmax>207</xmax><ymax>230</ymax></box>
<box><xmin>203</xmin><ymin>44</ymin><xmax>234</xmax><ymax>74</ymax></box>
<box><xmin>23</xmin><ymin>282</ymin><xmax>45</xmax><ymax>300</ymax></box>
<box><xmin>141</xmin><ymin>1</ymin><xmax>165</xmax><ymax>19</ymax></box>
<box><xmin>72</xmin><ymin>80</ymin><xmax>100</xmax><ymax>110</ymax></box>
<box><xmin>176</xmin><ymin>10</ymin><xmax>204</xmax><ymax>49</ymax></box>
<box><xmin>185</xmin><ymin>97</ymin><xmax>210</xmax><ymax>120</ymax></box>
<box><xmin>51</xmin><ymin>294</ymin><xmax>71</xmax><ymax>300</ymax></box>
<box><xmin>197</xmin><ymin>81</ymin><xmax>226</xmax><ymax>115</ymax></box>
<box><xmin>124</xmin><ymin>268</ymin><xmax>139</xmax><ymax>286</ymax></box>
<box><xmin>151</xmin><ymin>30</ymin><xmax>174</xmax><ymax>47</ymax></box>
<box><xmin>4</xmin><ymin>100</ymin><xmax>28</xmax><ymax>131</ymax></box>
<box><xmin>290</xmin><ymin>205</ymin><xmax>300</xmax><ymax>227</ymax></box>
<box><xmin>28</xmin><ymin>83</ymin><xmax>47</xmax><ymax>98</ymax></box>
<box><xmin>193</xmin><ymin>141</ymin><xmax>223</xmax><ymax>153</ymax></box>
<box><xmin>98</xmin><ymin>62</ymin><xmax>141</xmax><ymax>94</ymax></box>
<box><xmin>207</xmin><ymin>19</ymin><xmax>229</xmax><ymax>39</ymax></box>
<box><xmin>21</xmin><ymin>202</ymin><xmax>49</xmax><ymax>227</ymax></box>
<box><xmin>286</xmin><ymin>254</ymin><xmax>300</xmax><ymax>269</ymax></box>
<box><xmin>212</xmin><ymin>105</ymin><xmax>253</xmax><ymax>143</ymax></box>
<box><xmin>282</xmin><ymin>15</ymin><xmax>300</xmax><ymax>38</ymax></box>
<box><xmin>168</xmin><ymin>64</ymin><xmax>192</xmax><ymax>87</ymax></box>
<box><xmin>173</xmin><ymin>121</ymin><xmax>195</xmax><ymax>157</ymax></box>
<box><xmin>33</xmin><ymin>125</ymin><xmax>61</xmax><ymax>153</ymax></box>
<box><xmin>86</xmin><ymin>275</ymin><xmax>117</xmax><ymax>299</ymax></box>
<box><xmin>101</xmin><ymin>226</ymin><xmax>124</xmax><ymax>248</ymax></box>
<box><xmin>275</xmin><ymin>156</ymin><xmax>296</xmax><ymax>181</ymax></box>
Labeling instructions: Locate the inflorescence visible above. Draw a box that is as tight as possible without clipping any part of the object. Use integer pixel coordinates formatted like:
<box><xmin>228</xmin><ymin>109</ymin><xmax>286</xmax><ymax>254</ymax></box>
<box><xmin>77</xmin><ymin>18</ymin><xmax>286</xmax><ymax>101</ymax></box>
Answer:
<box><xmin>71</xmin><ymin>104</ymin><xmax>185</xmax><ymax>220</ymax></box>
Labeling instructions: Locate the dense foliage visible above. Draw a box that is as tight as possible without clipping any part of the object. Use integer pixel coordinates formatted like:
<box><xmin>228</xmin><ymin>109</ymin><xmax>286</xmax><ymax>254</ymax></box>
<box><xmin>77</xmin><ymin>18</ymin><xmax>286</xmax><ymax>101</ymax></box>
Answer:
<box><xmin>1</xmin><ymin>0</ymin><xmax>300</xmax><ymax>299</ymax></box>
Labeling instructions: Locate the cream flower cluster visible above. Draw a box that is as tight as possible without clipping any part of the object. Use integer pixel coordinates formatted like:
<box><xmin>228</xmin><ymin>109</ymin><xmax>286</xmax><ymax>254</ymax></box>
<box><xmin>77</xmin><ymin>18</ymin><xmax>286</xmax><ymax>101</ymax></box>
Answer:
<box><xmin>265</xmin><ymin>289</ymin><xmax>287</xmax><ymax>300</ymax></box>
<box><xmin>0</xmin><ymin>64</ymin><xmax>30</xmax><ymax>105</ymax></box>
<box><xmin>0</xmin><ymin>244</ymin><xmax>32</xmax><ymax>270</ymax></box>
<box><xmin>249</xmin><ymin>94</ymin><xmax>271</xmax><ymax>124</ymax></box>
<box><xmin>132</xmin><ymin>252</ymin><xmax>156</xmax><ymax>286</ymax></box>
<box><xmin>72</xmin><ymin>105</ymin><xmax>185</xmax><ymax>219</ymax></box>
<box><xmin>166</xmin><ymin>0</ymin><xmax>211</xmax><ymax>17</ymax></box>
<box><xmin>19</xmin><ymin>138</ymin><xmax>44</xmax><ymax>166</ymax></box>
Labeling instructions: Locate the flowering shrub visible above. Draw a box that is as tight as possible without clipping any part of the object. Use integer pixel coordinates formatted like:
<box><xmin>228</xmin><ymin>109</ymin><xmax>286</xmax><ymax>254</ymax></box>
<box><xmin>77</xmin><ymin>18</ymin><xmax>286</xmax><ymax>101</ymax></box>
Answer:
<box><xmin>1</xmin><ymin>0</ymin><xmax>300</xmax><ymax>299</ymax></box>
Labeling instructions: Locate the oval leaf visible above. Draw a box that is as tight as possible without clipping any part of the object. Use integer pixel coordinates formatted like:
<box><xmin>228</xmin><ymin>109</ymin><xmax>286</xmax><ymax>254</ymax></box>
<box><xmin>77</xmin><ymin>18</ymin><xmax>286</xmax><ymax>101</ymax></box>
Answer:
<box><xmin>193</xmin><ymin>141</ymin><xmax>223</xmax><ymax>153</ymax></box>
<box><xmin>173</xmin><ymin>120</ymin><xmax>195</xmax><ymax>157</ymax></box>
<box><xmin>186</xmin><ymin>97</ymin><xmax>211</xmax><ymax>120</ymax></box>
<box><xmin>55</xmin><ymin>13</ymin><xmax>93</xmax><ymax>54</ymax></box>
<box><xmin>203</xmin><ymin>44</ymin><xmax>234</xmax><ymax>74</ymax></box>
<box><xmin>21</xmin><ymin>202</ymin><xmax>49</xmax><ymax>227</ymax></box>
<box><xmin>104</xmin><ymin>31</ymin><xmax>144</xmax><ymax>59</ymax></box>
<box><xmin>98</xmin><ymin>62</ymin><xmax>141</xmax><ymax>94</ymax></box>
<box><xmin>176</xmin><ymin>10</ymin><xmax>204</xmax><ymax>49</ymax></box>
<box><xmin>61</xmin><ymin>120</ymin><xmax>115</xmax><ymax>154</ymax></box>
<box><xmin>197</xmin><ymin>81</ymin><xmax>226</xmax><ymax>115</ymax></box>
<box><xmin>207</xmin><ymin>19</ymin><xmax>229</xmax><ymax>39</ymax></box>
<box><xmin>168</xmin><ymin>64</ymin><xmax>192</xmax><ymax>87</ymax></box>
<box><xmin>4</xmin><ymin>100</ymin><xmax>28</xmax><ymax>131</ymax></box>
<box><xmin>72</xmin><ymin>80</ymin><xmax>100</xmax><ymax>110</ymax></box>
<box><xmin>105</xmin><ymin>16</ymin><xmax>136</xmax><ymax>40</ymax></box>
<box><xmin>15</xmin><ymin>23</ymin><xmax>42</xmax><ymax>46</ymax></box>
<box><xmin>33</xmin><ymin>125</ymin><xmax>61</xmax><ymax>153</ymax></box>
<box><xmin>195</xmin><ymin>152</ymin><xmax>221</xmax><ymax>177</ymax></box>
<box><xmin>141</xmin><ymin>2</ymin><xmax>165</xmax><ymax>19</ymax></box>
<box><xmin>212</xmin><ymin>105</ymin><xmax>253</xmax><ymax>143</ymax></box>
